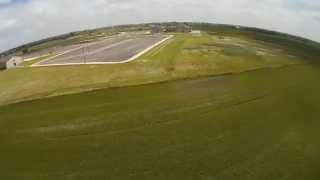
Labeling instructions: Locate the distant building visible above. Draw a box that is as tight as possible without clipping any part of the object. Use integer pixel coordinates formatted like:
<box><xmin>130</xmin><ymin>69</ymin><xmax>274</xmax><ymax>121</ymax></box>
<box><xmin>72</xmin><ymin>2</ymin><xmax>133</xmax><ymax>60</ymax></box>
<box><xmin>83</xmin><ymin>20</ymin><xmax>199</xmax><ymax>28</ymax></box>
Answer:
<box><xmin>5</xmin><ymin>56</ymin><xmax>24</xmax><ymax>69</ymax></box>
<box><xmin>0</xmin><ymin>56</ymin><xmax>10</xmax><ymax>70</ymax></box>
<box><xmin>0</xmin><ymin>62</ymin><xmax>6</xmax><ymax>70</ymax></box>
<box><xmin>164</xmin><ymin>23</ymin><xmax>192</xmax><ymax>33</ymax></box>
<box><xmin>151</xmin><ymin>25</ymin><xmax>163</xmax><ymax>33</ymax></box>
<box><xmin>191</xmin><ymin>30</ymin><xmax>201</xmax><ymax>36</ymax></box>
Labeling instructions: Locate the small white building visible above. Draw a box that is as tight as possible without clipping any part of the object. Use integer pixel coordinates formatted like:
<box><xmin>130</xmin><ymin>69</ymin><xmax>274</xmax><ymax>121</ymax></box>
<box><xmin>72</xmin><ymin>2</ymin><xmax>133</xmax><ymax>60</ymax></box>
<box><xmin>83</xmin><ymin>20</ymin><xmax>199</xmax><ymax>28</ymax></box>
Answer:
<box><xmin>191</xmin><ymin>30</ymin><xmax>202</xmax><ymax>36</ymax></box>
<box><xmin>6</xmin><ymin>56</ymin><xmax>24</xmax><ymax>69</ymax></box>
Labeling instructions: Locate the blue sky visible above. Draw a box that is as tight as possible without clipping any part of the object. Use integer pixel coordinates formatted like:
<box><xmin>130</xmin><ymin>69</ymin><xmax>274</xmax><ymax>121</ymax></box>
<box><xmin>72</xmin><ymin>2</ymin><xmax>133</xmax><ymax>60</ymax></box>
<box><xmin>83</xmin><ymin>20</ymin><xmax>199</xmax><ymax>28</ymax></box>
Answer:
<box><xmin>287</xmin><ymin>0</ymin><xmax>320</xmax><ymax>11</ymax></box>
<box><xmin>0</xmin><ymin>0</ymin><xmax>27</xmax><ymax>8</ymax></box>
<box><xmin>0</xmin><ymin>0</ymin><xmax>319</xmax><ymax>52</ymax></box>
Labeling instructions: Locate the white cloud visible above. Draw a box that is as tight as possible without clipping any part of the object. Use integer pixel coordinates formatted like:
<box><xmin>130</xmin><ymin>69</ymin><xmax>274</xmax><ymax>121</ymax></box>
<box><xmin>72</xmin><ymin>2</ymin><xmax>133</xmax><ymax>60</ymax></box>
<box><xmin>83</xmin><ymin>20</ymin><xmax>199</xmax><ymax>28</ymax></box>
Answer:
<box><xmin>0</xmin><ymin>19</ymin><xmax>17</xmax><ymax>30</ymax></box>
<box><xmin>0</xmin><ymin>0</ymin><xmax>319</xmax><ymax>52</ymax></box>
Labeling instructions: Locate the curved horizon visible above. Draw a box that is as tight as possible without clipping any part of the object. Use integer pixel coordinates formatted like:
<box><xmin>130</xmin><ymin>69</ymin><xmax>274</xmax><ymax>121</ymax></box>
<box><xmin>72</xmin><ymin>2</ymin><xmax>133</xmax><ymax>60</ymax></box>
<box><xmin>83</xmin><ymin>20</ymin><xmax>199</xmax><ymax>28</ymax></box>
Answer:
<box><xmin>0</xmin><ymin>0</ymin><xmax>319</xmax><ymax>52</ymax></box>
<box><xmin>1</xmin><ymin>21</ymin><xmax>320</xmax><ymax>55</ymax></box>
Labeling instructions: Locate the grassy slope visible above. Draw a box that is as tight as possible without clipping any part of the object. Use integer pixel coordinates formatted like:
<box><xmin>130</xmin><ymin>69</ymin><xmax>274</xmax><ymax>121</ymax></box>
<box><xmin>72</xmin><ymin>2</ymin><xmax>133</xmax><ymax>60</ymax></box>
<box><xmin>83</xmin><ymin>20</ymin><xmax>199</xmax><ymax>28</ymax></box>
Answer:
<box><xmin>0</xmin><ymin>33</ymin><xmax>301</xmax><ymax>106</ymax></box>
<box><xmin>1</xmin><ymin>64</ymin><xmax>320</xmax><ymax>179</ymax></box>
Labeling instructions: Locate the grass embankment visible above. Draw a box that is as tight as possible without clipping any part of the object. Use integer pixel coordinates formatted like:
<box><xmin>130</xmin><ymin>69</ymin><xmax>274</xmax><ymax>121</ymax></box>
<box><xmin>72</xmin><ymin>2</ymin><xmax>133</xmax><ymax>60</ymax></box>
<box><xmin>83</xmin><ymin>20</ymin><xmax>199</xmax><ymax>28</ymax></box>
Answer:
<box><xmin>0</xmin><ymin>33</ymin><xmax>302</xmax><ymax>106</ymax></box>
<box><xmin>1</xmin><ymin>64</ymin><xmax>320</xmax><ymax>179</ymax></box>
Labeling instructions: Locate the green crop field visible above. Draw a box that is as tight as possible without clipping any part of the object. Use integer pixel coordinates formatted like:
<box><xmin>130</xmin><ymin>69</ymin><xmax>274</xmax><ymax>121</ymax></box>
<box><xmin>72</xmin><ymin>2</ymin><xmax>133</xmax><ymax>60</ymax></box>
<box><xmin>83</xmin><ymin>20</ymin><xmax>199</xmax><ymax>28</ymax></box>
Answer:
<box><xmin>0</xmin><ymin>23</ymin><xmax>320</xmax><ymax>179</ymax></box>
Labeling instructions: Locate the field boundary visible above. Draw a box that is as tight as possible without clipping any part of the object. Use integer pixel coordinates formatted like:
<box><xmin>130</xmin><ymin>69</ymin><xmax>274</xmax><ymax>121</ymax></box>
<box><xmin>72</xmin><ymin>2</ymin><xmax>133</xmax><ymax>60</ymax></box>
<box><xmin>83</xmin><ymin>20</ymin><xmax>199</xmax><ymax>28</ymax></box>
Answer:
<box><xmin>31</xmin><ymin>35</ymin><xmax>174</xmax><ymax>67</ymax></box>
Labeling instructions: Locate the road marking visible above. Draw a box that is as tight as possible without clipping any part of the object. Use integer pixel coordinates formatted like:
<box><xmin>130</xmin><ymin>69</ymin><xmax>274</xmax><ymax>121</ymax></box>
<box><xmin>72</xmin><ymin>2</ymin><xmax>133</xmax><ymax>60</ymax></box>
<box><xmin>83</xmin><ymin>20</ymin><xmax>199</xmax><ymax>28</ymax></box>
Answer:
<box><xmin>125</xmin><ymin>35</ymin><xmax>173</xmax><ymax>62</ymax></box>
<box><xmin>32</xmin><ymin>44</ymin><xmax>93</xmax><ymax>66</ymax></box>
<box><xmin>31</xmin><ymin>36</ymin><xmax>120</xmax><ymax>66</ymax></box>
<box><xmin>43</xmin><ymin>39</ymin><xmax>134</xmax><ymax>63</ymax></box>
<box><xmin>87</xmin><ymin>39</ymin><xmax>134</xmax><ymax>55</ymax></box>
<box><xmin>31</xmin><ymin>35</ymin><xmax>174</xmax><ymax>67</ymax></box>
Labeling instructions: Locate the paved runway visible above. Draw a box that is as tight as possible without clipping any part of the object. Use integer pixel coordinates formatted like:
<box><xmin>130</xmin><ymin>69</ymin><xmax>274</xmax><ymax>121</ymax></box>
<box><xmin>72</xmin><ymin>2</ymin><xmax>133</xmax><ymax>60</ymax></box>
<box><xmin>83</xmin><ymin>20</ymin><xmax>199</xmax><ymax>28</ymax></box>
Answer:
<box><xmin>37</xmin><ymin>35</ymin><xmax>167</xmax><ymax>65</ymax></box>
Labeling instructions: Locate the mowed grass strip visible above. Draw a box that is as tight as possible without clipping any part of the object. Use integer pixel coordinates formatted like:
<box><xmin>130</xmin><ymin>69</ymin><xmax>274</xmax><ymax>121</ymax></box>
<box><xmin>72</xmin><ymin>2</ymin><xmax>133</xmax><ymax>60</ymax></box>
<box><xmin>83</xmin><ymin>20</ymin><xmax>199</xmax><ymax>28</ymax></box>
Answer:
<box><xmin>0</xmin><ymin>64</ymin><xmax>320</xmax><ymax>179</ymax></box>
<box><xmin>0</xmin><ymin>32</ymin><xmax>302</xmax><ymax>106</ymax></box>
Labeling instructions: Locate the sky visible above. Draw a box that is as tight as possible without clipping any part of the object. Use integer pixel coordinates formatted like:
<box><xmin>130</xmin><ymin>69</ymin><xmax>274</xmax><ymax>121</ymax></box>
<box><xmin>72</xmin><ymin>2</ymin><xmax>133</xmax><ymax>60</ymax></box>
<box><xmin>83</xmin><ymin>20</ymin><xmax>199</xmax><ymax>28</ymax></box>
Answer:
<box><xmin>0</xmin><ymin>0</ymin><xmax>319</xmax><ymax>52</ymax></box>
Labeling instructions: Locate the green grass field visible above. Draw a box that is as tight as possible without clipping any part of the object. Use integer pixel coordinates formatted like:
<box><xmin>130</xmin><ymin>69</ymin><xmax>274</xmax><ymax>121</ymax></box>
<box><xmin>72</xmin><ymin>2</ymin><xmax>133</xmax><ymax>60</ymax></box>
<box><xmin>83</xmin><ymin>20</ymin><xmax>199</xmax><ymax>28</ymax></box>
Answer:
<box><xmin>1</xmin><ymin>64</ymin><xmax>320</xmax><ymax>179</ymax></box>
<box><xmin>0</xmin><ymin>32</ymin><xmax>301</xmax><ymax>106</ymax></box>
<box><xmin>1</xmin><ymin>25</ymin><xmax>320</xmax><ymax>179</ymax></box>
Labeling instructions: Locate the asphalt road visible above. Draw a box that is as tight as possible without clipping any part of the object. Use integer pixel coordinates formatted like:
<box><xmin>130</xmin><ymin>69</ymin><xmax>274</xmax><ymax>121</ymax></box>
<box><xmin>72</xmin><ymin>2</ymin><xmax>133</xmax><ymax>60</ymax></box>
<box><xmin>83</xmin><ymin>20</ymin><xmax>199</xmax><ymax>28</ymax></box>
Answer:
<box><xmin>38</xmin><ymin>35</ymin><xmax>167</xmax><ymax>65</ymax></box>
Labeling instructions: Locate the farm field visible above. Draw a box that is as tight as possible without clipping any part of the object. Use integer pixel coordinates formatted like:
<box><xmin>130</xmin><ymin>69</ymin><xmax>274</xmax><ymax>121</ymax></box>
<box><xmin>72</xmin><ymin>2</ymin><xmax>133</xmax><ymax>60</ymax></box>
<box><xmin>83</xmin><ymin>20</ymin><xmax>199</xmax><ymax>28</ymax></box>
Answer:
<box><xmin>0</xmin><ymin>64</ymin><xmax>320</xmax><ymax>179</ymax></box>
